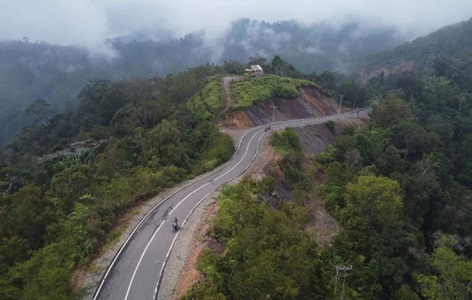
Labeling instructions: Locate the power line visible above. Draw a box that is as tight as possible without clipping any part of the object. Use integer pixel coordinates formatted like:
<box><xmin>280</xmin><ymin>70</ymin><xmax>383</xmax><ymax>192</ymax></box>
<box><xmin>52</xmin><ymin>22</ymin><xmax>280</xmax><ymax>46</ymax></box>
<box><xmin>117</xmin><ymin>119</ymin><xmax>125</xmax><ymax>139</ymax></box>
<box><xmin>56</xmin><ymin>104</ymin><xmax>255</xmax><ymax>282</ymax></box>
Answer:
<box><xmin>338</xmin><ymin>94</ymin><xmax>343</xmax><ymax>114</ymax></box>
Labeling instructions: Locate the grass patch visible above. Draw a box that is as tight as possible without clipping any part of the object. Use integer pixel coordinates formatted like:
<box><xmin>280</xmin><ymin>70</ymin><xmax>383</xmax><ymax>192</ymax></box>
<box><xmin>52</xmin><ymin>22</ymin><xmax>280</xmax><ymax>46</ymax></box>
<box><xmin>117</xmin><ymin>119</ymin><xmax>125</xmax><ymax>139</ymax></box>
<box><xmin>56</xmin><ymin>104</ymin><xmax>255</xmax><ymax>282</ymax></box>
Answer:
<box><xmin>187</xmin><ymin>76</ymin><xmax>223</xmax><ymax>119</ymax></box>
<box><xmin>231</xmin><ymin>75</ymin><xmax>317</xmax><ymax>110</ymax></box>
<box><xmin>88</xmin><ymin>263</ymin><xmax>102</xmax><ymax>274</ymax></box>
<box><xmin>102</xmin><ymin>223</ymin><xmax>128</xmax><ymax>253</ymax></box>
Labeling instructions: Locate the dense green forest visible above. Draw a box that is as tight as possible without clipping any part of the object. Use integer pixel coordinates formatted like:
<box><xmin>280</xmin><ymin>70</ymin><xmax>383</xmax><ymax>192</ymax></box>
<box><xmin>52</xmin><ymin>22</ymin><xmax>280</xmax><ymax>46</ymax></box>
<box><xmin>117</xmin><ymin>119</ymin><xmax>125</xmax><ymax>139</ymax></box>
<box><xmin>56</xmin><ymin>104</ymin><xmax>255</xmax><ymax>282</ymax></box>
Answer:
<box><xmin>183</xmin><ymin>54</ymin><xmax>472</xmax><ymax>298</ymax></box>
<box><xmin>1</xmin><ymin>17</ymin><xmax>472</xmax><ymax>299</ymax></box>
<box><xmin>360</xmin><ymin>17</ymin><xmax>472</xmax><ymax>73</ymax></box>
<box><xmin>0</xmin><ymin>56</ymin><xmax>323</xmax><ymax>299</ymax></box>
<box><xmin>0</xmin><ymin>64</ymin><xmax>239</xmax><ymax>299</ymax></box>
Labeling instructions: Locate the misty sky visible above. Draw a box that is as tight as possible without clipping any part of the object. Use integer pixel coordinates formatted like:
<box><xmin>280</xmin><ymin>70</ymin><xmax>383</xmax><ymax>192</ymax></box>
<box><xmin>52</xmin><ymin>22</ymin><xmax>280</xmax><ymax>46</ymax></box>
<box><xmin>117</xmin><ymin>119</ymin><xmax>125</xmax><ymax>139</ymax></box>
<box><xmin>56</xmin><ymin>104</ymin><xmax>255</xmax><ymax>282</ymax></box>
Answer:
<box><xmin>2</xmin><ymin>0</ymin><xmax>472</xmax><ymax>50</ymax></box>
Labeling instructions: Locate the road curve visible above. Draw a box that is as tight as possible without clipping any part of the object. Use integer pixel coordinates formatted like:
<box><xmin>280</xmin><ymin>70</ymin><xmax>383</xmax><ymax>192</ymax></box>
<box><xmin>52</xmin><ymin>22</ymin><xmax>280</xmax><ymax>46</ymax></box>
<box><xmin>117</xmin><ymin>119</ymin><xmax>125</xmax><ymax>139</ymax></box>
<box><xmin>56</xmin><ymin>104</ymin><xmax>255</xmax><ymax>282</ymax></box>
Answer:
<box><xmin>92</xmin><ymin>109</ymin><xmax>370</xmax><ymax>300</ymax></box>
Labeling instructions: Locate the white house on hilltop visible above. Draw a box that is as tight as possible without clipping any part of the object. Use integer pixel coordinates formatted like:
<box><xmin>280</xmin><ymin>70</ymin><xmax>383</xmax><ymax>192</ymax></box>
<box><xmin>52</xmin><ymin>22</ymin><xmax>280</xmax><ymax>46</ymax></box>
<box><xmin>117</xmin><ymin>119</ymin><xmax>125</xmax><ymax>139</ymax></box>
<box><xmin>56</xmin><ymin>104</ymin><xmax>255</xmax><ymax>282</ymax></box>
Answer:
<box><xmin>245</xmin><ymin>65</ymin><xmax>264</xmax><ymax>77</ymax></box>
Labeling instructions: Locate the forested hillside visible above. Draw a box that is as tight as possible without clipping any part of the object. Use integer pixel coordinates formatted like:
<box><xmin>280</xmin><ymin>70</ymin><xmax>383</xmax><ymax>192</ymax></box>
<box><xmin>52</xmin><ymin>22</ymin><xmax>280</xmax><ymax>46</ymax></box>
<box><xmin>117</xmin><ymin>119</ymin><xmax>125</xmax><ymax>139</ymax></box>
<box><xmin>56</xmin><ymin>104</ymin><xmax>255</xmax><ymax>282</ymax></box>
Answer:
<box><xmin>0</xmin><ymin>64</ymin><xmax>238</xmax><ymax>299</ymax></box>
<box><xmin>0</xmin><ymin>35</ymin><xmax>210</xmax><ymax>146</ymax></box>
<box><xmin>182</xmin><ymin>47</ymin><xmax>472</xmax><ymax>299</ymax></box>
<box><xmin>0</xmin><ymin>18</ymin><xmax>404</xmax><ymax>146</ymax></box>
<box><xmin>359</xmin><ymin>17</ymin><xmax>472</xmax><ymax>76</ymax></box>
<box><xmin>2</xmin><ymin>17</ymin><xmax>472</xmax><ymax>146</ymax></box>
<box><xmin>1</xmin><ymin>17</ymin><xmax>472</xmax><ymax>299</ymax></box>
<box><xmin>0</xmin><ymin>56</ymin><xmax>326</xmax><ymax>299</ymax></box>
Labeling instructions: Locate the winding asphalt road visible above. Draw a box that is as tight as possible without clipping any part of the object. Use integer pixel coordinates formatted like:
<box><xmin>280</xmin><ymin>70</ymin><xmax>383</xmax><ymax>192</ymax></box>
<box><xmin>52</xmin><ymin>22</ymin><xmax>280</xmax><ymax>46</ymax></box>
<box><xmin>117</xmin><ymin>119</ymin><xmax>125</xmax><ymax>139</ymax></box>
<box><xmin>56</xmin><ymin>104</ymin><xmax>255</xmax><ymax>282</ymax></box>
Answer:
<box><xmin>92</xmin><ymin>109</ymin><xmax>370</xmax><ymax>300</ymax></box>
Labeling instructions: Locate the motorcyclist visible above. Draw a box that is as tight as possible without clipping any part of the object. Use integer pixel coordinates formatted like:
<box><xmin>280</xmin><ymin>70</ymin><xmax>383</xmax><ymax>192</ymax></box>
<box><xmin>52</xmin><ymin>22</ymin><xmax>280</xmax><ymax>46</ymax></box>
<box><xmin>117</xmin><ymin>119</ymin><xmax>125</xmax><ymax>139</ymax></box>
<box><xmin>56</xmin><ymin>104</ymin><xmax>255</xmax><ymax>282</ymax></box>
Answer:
<box><xmin>172</xmin><ymin>217</ymin><xmax>178</xmax><ymax>232</ymax></box>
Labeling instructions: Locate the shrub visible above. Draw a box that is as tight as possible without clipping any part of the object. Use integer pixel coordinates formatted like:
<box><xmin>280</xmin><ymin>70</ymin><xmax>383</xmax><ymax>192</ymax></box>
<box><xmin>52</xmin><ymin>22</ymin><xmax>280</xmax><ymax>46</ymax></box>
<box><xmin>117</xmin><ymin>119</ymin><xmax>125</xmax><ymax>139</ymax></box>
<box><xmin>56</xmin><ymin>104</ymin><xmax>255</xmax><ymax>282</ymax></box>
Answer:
<box><xmin>325</xmin><ymin>120</ymin><xmax>336</xmax><ymax>135</ymax></box>
<box><xmin>231</xmin><ymin>75</ymin><xmax>317</xmax><ymax>110</ymax></box>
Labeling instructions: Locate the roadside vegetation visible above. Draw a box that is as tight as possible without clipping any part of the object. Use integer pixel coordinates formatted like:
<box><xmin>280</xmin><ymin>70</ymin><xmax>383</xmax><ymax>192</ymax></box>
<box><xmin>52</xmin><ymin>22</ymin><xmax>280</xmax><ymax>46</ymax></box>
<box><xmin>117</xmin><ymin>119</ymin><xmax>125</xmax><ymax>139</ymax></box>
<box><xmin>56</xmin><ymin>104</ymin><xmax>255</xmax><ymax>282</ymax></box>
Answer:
<box><xmin>0</xmin><ymin>65</ymin><xmax>234</xmax><ymax>300</ymax></box>
<box><xmin>184</xmin><ymin>55</ymin><xmax>472</xmax><ymax>299</ymax></box>
<box><xmin>0</xmin><ymin>57</ymin><xmax>318</xmax><ymax>299</ymax></box>
<box><xmin>184</xmin><ymin>128</ymin><xmax>325</xmax><ymax>299</ymax></box>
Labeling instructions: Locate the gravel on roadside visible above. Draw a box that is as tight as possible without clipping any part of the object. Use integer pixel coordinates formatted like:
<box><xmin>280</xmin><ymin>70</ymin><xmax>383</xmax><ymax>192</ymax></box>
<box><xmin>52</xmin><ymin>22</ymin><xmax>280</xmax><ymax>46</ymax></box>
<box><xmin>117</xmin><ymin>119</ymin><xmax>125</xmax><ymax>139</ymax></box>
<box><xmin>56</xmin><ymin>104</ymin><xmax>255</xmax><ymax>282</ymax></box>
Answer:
<box><xmin>157</xmin><ymin>193</ymin><xmax>218</xmax><ymax>300</ymax></box>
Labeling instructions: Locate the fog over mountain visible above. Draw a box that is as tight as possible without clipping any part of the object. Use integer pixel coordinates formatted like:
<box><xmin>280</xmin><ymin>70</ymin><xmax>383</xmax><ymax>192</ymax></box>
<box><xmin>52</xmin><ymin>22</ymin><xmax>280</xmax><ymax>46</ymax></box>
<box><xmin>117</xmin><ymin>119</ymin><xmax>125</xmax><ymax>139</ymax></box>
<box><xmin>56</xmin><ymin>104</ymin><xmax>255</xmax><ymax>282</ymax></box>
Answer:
<box><xmin>0</xmin><ymin>1</ymin><xmax>472</xmax><ymax>146</ymax></box>
<box><xmin>2</xmin><ymin>0</ymin><xmax>472</xmax><ymax>56</ymax></box>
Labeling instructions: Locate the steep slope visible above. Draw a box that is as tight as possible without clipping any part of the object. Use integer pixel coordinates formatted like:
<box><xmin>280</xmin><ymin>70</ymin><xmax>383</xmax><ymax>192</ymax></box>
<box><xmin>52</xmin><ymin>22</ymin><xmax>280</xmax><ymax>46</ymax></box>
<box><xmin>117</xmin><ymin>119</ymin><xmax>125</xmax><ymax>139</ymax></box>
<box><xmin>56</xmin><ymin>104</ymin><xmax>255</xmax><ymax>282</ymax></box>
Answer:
<box><xmin>224</xmin><ymin>76</ymin><xmax>337</xmax><ymax>128</ymax></box>
<box><xmin>223</xmin><ymin>84</ymin><xmax>339</xmax><ymax>128</ymax></box>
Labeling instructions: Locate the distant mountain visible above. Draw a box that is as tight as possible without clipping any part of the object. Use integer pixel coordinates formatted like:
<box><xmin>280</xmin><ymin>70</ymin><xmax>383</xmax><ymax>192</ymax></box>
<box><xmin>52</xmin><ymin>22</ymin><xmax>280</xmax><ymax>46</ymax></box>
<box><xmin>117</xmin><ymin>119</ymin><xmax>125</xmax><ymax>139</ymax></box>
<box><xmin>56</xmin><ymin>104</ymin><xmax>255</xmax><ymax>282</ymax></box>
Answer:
<box><xmin>216</xmin><ymin>19</ymin><xmax>405</xmax><ymax>73</ymax></box>
<box><xmin>0</xmin><ymin>34</ymin><xmax>211</xmax><ymax>145</ymax></box>
<box><xmin>0</xmin><ymin>18</ymin><xmax>414</xmax><ymax>145</ymax></box>
<box><xmin>357</xmin><ymin>17</ymin><xmax>472</xmax><ymax>80</ymax></box>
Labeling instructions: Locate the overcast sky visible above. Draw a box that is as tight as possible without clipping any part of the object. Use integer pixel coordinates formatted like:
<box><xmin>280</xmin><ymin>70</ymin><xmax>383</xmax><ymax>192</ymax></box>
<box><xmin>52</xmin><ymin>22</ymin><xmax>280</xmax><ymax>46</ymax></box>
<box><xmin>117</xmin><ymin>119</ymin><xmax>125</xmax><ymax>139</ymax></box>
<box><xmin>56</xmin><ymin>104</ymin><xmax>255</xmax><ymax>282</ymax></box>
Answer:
<box><xmin>2</xmin><ymin>0</ymin><xmax>472</xmax><ymax>49</ymax></box>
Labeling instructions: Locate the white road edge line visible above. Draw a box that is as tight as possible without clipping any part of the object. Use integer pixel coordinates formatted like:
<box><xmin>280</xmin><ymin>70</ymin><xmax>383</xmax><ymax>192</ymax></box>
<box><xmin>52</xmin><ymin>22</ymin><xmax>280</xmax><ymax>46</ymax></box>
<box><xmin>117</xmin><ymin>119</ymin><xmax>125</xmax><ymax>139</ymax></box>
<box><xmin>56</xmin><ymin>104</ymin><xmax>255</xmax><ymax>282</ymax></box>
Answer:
<box><xmin>92</xmin><ymin>128</ymin><xmax>254</xmax><ymax>300</ymax></box>
<box><xmin>124</xmin><ymin>182</ymin><xmax>212</xmax><ymax>300</ymax></box>
<box><xmin>153</xmin><ymin>128</ymin><xmax>267</xmax><ymax>299</ymax></box>
<box><xmin>123</xmin><ymin>128</ymin><xmax>261</xmax><ymax>299</ymax></box>
<box><xmin>93</xmin><ymin>109</ymin><xmax>371</xmax><ymax>300</ymax></box>
<box><xmin>124</xmin><ymin>222</ymin><xmax>163</xmax><ymax>300</ymax></box>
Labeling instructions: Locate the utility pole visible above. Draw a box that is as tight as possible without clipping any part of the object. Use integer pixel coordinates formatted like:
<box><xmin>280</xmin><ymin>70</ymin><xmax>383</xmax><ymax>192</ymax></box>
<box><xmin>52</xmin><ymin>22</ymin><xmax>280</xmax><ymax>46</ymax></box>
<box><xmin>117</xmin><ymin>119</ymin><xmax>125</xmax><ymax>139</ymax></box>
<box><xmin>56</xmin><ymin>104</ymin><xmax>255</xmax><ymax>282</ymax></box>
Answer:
<box><xmin>335</xmin><ymin>265</ymin><xmax>352</xmax><ymax>300</ymax></box>
<box><xmin>338</xmin><ymin>94</ymin><xmax>343</xmax><ymax>114</ymax></box>
<box><xmin>270</xmin><ymin>105</ymin><xmax>278</xmax><ymax>125</ymax></box>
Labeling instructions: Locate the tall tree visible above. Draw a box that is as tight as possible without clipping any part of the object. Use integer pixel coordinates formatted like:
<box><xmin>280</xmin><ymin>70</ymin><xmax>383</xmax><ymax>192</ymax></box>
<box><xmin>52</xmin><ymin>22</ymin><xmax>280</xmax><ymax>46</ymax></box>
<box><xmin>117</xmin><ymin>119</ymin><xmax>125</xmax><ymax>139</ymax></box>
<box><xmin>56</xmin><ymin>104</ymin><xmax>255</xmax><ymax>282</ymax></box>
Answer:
<box><xmin>418</xmin><ymin>235</ymin><xmax>472</xmax><ymax>300</ymax></box>
<box><xmin>25</xmin><ymin>99</ymin><xmax>53</xmax><ymax>126</ymax></box>
<box><xmin>340</xmin><ymin>175</ymin><xmax>403</xmax><ymax>234</ymax></box>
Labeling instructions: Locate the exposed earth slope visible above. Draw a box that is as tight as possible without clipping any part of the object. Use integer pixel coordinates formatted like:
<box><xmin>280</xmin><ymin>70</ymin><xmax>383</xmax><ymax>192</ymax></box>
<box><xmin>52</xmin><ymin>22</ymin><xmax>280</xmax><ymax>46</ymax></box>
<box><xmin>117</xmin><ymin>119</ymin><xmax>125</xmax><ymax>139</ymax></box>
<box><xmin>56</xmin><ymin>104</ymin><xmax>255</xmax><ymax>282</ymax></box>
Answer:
<box><xmin>223</xmin><ymin>85</ymin><xmax>339</xmax><ymax>128</ymax></box>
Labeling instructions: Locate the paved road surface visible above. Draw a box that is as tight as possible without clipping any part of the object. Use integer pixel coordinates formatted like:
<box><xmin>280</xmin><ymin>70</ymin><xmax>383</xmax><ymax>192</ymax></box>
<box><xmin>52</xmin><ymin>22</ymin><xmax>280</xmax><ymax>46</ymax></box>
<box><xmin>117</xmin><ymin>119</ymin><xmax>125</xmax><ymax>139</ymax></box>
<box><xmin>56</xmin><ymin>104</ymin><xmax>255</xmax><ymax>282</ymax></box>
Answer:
<box><xmin>93</xmin><ymin>109</ymin><xmax>370</xmax><ymax>300</ymax></box>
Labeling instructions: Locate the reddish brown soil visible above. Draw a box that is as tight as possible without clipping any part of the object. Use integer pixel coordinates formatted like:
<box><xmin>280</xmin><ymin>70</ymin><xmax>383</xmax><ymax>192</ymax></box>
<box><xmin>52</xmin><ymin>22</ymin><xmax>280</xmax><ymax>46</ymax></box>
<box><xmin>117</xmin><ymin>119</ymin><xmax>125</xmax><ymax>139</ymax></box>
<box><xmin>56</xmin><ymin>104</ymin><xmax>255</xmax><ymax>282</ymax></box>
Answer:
<box><xmin>359</xmin><ymin>60</ymin><xmax>415</xmax><ymax>84</ymax></box>
<box><xmin>223</xmin><ymin>110</ymin><xmax>255</xmax><ymax>128</ymax></box>
<box><xmin>299</xmin><ymin>88</ymin><xmax>338</xmax><ymax>116</ymax></box>
<box><xmin>172</xmin><ymin>203</ymin><xmax>220</xmax><ymax>299</ymax></box>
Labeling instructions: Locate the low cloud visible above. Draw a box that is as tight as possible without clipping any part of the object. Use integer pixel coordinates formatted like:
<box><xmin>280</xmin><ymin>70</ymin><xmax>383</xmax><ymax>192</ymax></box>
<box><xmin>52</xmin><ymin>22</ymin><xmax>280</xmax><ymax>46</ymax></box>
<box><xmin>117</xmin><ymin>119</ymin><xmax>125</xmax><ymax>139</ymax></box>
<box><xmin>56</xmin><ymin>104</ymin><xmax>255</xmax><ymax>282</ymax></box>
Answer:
<box><xmin>1</xmin><ymin>0</ymin><xmax>471</xmax><ymax>56</ymax></box>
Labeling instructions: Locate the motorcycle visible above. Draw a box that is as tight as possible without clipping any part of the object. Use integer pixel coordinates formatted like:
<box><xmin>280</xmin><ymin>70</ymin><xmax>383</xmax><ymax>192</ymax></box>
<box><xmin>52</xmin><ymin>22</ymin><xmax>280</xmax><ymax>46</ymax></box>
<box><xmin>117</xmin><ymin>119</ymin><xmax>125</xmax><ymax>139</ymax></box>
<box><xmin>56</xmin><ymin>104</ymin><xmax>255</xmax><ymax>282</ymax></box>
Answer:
<box><xmin>172</xmin><ymin>217</ymin><xmax>179</xmax><ymax>233</ymax></box>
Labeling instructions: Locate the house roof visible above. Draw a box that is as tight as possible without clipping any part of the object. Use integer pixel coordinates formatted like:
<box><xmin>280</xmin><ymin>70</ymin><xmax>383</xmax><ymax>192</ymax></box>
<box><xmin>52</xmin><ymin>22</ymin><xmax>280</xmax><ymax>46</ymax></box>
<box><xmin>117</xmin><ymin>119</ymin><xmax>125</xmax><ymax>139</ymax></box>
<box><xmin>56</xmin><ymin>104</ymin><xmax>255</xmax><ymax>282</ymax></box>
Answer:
<box><xmin>250</xmin><ymin>65</ymin><xmax>263</xmax><ymax>71</ymax></box>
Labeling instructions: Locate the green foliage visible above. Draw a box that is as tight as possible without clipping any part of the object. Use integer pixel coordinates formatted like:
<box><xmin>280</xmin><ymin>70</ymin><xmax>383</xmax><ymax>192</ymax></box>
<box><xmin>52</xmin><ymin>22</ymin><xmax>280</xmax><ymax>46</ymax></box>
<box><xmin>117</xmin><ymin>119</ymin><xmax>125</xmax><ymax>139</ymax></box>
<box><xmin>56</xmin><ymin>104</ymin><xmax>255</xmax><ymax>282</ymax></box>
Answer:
<box><xmin>317</xmin><ymin>48</ymin><xmax>472</xmax><ymax>298</ymax></box>
<box><xmin>182</xmin><ymin>279</ymin><xmax>226</xmax><ymax>300</ymax></box>
<box><xmin>187</xmin><ymin>177</ymin><xmax>328</xmax><ymax>300</ymax></box>
<box><xmin>0</xmin><ymin>238</ymin><xmax>82</xmax><ymax>300</ymax></box>
<box><xmin>361</xmin><ymin>17</ymin><xmax>472</xmax><ymax>72</ymax></box>
<box><xmin>340</xmin><ymin>175</ymin><xmax>403</xmax><ymax>233</ymax></box>
<box><xmin>187</xmin><ymin>76</ymin><xmax>224</xmax><ymax>120</ymax></box>
<box><xmin>3</xmin><ymin>22</ymin><xmax>472</xmax><ymax>298</ymax></box>
<box><xmin>0</xmin><ymin>65</ymin><xmax>237</xmax><ymax>299</ymax></box>
<box><xmin>371</xmin><ymin>98</ymin><xmax>414</xmax><ymax>128</ymax></box>
<box><xmin>202</xmin><ymin>79</ymin><xmax>224</xmax><ymax>112</ymax></box>
<box><xmin>259</xmin><ymin>176</ymin><xmax>276</xmax><ymax>195</ymax></box>
<box><xmin>231</xmin><ymin>75</ymin><xmax>316</xmax><ymax>110</ymax></box>
<box><xmin>25</xmin><ymin>99</ymin><xmax>54</xmax><ymax>126</ymax></box>
<box><xmin>315</xmin><ymin>145</ymin><xmax>336</xmax><ymax>164</ymax></box>
<box><xmin>197</xmin><ymin>132</ymin><xmax>235</xmax><ymax>173</ymax></box>
<box><xmin>270</xmin><ymin>128</ymin><xmax>311</xmax><ymax>192</ymax></box>
<box><xmin>337</xmin><ymin>80</ymin><xmax>369</xmax><ymax>108</ymax></box>
<box><xmin>270</xmin><ymin>127</ymin><xmax>301</xmax><ymax>155</ymax></box>
<box><xmin>418</xmin><ymin>235</ymin><xmax>472</xmax><ymax>299</ymax></box>
<box><xmin>325</xmin><ymin>120</ymin><xmax>336</xmax><ymax>134</ymax></box>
